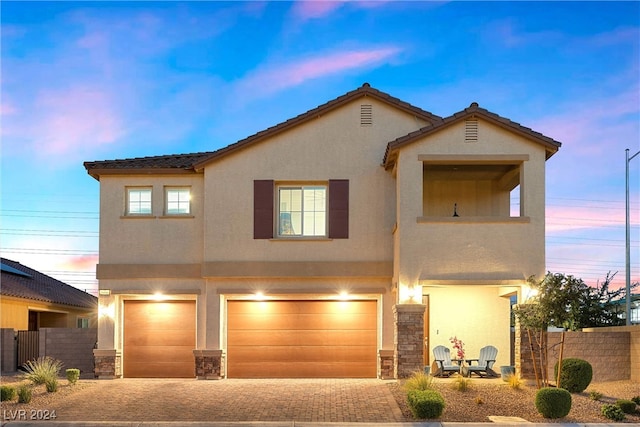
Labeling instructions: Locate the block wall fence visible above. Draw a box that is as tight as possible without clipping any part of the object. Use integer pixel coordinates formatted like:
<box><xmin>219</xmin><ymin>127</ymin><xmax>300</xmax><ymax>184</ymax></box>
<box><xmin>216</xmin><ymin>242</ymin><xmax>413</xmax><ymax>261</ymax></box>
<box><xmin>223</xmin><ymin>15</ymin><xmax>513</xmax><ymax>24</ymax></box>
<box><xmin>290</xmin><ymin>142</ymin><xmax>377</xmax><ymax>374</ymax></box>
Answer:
<box><xmin>515</xmin><ymin>324</ymin><xmax>639</xmax><ymax>383</ymax></box>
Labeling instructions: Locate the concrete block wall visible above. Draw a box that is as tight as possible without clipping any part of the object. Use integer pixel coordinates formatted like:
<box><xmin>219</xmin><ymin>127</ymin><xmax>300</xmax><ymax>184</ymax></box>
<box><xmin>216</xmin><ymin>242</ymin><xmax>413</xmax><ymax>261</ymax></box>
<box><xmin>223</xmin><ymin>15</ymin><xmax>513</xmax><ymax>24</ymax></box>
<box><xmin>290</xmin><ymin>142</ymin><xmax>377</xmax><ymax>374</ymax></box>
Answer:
<box><xmin>546</xmin><ymin>331</ymin><xmax>630</xmax><ymax>382</ymax></box>
<box><xmin>583</xmin><ymin>325</ymin><xmax>639</xmax><ymax>382</ymax></box>
<box><xmin>1</xmin><ymin>328</ymin><xmax>16</xmax><ymax>372</ymax></box>
<box><xmin>40</xmin><ymin>328</ymin><xmax>97</xmax><ymax>378</ymax></box>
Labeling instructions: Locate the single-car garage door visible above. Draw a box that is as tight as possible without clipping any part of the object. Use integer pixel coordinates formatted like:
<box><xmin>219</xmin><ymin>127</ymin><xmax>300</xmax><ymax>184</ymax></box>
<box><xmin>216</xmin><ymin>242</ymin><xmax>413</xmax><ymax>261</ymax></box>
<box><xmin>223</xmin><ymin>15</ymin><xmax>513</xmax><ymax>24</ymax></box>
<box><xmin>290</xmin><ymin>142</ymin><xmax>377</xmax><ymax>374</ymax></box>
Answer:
<box><xmin>227</xmin><ymin>300</ymin><xmax>377</xmax><ymax>378</ymax></box>
<box><xmin>123</xmin><ymin>300</ymin><xmax>195</xmax><ymax>378</ymax></box>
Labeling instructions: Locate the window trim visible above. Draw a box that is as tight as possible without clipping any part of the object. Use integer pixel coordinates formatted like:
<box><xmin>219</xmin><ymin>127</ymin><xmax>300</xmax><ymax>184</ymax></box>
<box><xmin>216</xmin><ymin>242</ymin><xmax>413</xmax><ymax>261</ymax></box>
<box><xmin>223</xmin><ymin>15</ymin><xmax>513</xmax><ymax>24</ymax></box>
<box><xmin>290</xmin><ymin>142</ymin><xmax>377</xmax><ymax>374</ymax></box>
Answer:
<box><xmin>164</xmin><ymin>186</ymin><xmax>192</xmax><ymax>216</ymax></box>
<box><xmin>125</xmin><ymin>187</ymin><xmax>153</xmax><ymax>216</ymax></box>
<box><xmin>276</xmin><ymin>183</ymin><xmax>328</xmax><ymax>238</ymax></box>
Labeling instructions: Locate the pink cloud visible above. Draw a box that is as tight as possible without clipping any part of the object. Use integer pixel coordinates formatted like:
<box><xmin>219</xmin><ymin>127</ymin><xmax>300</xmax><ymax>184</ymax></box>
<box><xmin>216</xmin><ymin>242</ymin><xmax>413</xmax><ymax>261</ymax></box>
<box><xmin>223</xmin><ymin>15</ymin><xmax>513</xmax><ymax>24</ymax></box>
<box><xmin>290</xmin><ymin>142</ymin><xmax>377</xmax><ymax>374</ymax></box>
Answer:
<box><xmin>236</xmin><ymin>46</ymin><xmax>402</xmax><ymax>99</ymax></box>
<box><xmin>60</xmin><ymin>255</ymin><xmax>99</xmax><ymax>273</ymax></box>
<box><xmin>290</xmin><ymin>1</ymin><xmax>346</xmax><ymax>21</ymax></box>
<box><xmin>32</xmin><ymin>85</ymin><xmax>124</xmax><ymax>158</ymax></box>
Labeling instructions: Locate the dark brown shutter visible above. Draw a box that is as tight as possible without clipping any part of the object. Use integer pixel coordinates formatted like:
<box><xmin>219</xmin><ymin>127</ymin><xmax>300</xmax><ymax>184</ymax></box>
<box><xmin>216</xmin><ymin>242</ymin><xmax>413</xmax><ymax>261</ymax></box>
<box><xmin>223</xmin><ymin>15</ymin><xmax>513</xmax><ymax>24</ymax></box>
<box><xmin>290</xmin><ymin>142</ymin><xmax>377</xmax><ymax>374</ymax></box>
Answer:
<box><xmin>254</xmin><ymin>180</ymin><xmax>274</xmax><ymax>239</ymax></box>
<box><xmin>328</xmin><ymin>179</ymin><xmax>349</xmax><ymax>239</ymax></box>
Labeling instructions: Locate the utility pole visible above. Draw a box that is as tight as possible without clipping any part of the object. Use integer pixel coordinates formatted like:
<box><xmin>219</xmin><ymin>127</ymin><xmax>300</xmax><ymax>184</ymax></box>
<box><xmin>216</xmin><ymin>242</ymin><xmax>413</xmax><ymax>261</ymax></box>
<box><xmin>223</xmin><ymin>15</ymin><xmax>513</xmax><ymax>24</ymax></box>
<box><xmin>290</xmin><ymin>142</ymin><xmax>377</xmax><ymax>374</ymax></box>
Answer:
<box><xmin>625</xmin><ymin>148</ymin><xmax>639</xmax><ymax>325</ymax></box>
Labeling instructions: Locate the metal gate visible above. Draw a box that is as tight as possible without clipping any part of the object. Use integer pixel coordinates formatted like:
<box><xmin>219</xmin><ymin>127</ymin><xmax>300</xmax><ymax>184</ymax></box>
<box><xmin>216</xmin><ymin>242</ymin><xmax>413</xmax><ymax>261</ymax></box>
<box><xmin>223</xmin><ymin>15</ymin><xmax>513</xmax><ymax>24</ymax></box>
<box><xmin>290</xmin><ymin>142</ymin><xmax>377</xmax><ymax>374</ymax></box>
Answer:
<box><xmin>17</xmin><ymin>330</ymin><xmax>39</xmax><ymax>367</ymax></box>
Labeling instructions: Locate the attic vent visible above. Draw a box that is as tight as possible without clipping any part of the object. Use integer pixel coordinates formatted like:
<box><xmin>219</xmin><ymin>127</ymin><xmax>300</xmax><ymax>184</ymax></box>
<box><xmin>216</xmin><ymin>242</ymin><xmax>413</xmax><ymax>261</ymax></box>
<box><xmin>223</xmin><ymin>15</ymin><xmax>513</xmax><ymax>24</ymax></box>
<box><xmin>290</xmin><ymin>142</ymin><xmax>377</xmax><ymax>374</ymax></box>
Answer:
<box><xmin>465</xmin><ymin>119</ymin><xmax>478</xmax><ymax>142</ymax></box>
<box><xmin>360</xmin><ymin>104</ymin><xmax>372</xmax><ymax>126</ymax></box>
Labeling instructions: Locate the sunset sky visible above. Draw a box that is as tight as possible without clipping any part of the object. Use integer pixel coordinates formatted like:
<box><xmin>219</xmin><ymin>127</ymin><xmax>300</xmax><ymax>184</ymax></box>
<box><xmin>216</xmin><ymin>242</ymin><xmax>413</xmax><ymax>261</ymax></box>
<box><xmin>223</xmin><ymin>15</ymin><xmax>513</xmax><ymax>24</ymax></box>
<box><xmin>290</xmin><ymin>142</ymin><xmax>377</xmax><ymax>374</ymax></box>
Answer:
<box><xmin>1</xmin><ymin>1</ymin><xmax>638</xmax><ymax>296</ymax></box>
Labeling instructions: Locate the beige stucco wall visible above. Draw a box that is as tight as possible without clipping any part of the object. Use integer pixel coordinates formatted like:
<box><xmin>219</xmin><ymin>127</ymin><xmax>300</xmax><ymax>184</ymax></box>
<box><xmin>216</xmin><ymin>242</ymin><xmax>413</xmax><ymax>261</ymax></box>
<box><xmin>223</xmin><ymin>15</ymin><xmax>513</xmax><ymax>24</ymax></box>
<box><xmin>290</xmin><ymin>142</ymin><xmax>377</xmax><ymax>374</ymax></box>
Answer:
<box><xmin>98</xmin><ymin>174</ymin><xmax>204</xmax><ymax>265</ymax></box>
<box><xmin>394</xmin><ymin>119</ymin><xmax>548</xmax><ymax>294</ymax></box>
<box><xmin>0</xmin><ymin>296</ymin><xmax>96</xmax><ymax>330</ymax></box>
<box><xmin>425</xmin><ymin>285</ymin><xmax>512</xmax><ymax>370</ymax></box>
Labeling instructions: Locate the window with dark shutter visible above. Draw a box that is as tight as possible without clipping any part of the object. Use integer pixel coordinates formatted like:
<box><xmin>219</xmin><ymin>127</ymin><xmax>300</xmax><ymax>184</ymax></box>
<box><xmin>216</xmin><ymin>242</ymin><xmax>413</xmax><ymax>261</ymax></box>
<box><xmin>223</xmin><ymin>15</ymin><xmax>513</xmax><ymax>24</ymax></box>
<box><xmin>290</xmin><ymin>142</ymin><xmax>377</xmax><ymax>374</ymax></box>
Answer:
<box><xmin>254</xmin><ymin>180</ymin><xmax>274</xmax><ymax>239</ymax></box>
<box><xmin>328</xmin><ymin>179</ymin><xmax>349</xmax><ymax>239</ymax></box>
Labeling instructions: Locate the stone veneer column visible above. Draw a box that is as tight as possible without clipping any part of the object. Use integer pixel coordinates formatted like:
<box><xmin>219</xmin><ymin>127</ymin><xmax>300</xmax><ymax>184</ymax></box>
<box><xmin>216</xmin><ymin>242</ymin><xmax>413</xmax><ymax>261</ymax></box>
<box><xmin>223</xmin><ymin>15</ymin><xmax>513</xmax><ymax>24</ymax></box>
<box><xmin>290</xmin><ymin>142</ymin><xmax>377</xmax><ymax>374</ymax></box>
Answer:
<box><xmin>378</xmin><ymin>349</ymin><xmax>395</xmax><ymax>379</ymax></box>
<box><xmin>93</xmin><ymin>349</ymin><xmax>120</xmax><ymax>379</ymax></box>
<box><xmin>193</xmin><ymin>349</ymin><xmax>224</xmax><ymax>379</ymax></box>
<box><xmin>393</xmin><ymin>304</ymin><xmax>425</xmax><ymax>379</ymax></box>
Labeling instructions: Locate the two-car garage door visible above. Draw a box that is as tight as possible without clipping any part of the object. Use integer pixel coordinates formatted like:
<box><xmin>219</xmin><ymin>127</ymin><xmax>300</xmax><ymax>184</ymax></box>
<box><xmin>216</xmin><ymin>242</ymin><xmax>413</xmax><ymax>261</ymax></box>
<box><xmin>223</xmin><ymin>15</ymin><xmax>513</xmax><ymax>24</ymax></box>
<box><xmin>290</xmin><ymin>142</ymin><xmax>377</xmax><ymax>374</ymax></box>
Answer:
<box><xmin>227</xmin><ymin>300</ymin><xmax>377</xmax><ymax>378</ymax></box>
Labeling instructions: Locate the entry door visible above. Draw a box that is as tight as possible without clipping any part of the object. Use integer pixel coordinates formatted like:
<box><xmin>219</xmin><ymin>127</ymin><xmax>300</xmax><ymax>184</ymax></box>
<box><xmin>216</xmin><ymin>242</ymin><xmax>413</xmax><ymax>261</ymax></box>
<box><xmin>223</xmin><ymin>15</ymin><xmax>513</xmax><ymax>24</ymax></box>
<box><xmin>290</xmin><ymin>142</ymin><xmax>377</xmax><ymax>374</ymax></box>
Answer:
<box><xmin>422</xmin><ymin>295</ymin><xmax>430</xmax><ymax>367</ymax></box>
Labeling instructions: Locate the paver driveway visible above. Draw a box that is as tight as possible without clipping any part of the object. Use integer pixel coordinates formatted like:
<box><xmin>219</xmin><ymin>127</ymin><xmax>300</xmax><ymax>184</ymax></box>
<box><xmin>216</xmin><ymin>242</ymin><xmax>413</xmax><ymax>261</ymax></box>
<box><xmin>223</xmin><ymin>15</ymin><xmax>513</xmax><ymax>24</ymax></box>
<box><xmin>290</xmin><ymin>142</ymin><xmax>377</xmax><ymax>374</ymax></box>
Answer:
<box><xmin>8</xmin><ymin>379</ymin><xmax>405</xmax><ymax>423</ymax></box>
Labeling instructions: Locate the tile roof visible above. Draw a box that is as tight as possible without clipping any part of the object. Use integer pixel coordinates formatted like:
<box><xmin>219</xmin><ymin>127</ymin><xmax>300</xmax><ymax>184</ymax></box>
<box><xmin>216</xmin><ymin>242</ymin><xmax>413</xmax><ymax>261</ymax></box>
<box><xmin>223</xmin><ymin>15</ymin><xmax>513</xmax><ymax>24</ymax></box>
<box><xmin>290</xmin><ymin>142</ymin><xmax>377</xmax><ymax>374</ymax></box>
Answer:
<box><xmin>84</xmin><ymin>83</ymin><xmax>442</xmax><ymax>179</ymax></box>
<box><xmin>0</xmin><ymin>258</ymin><xmax>97</xmax><ymax>309</ymax></box>
<box><xmin>383</xmin><ymin>102</ymin><xmax>562</xmax><ymax>169</ymax></box>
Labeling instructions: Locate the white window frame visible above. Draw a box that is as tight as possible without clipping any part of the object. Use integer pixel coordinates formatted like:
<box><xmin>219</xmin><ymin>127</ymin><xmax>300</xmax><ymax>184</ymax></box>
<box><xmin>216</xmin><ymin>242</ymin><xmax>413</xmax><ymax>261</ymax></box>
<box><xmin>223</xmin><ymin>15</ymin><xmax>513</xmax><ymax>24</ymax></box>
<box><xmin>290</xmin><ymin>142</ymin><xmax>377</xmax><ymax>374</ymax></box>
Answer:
<box><xmin>277</xmin><ymin>184</ymin><xmax>327</xmax><ymax>237</ymax></box>
<box><xmin>126</xmin><ymin>187</ymin><xmax>152</xmax><ymax>216</ymax></box>
<box><xmin>165</xmin><ymin>187</ymin><xmax>191</xmax><ymax>215</ymax></box>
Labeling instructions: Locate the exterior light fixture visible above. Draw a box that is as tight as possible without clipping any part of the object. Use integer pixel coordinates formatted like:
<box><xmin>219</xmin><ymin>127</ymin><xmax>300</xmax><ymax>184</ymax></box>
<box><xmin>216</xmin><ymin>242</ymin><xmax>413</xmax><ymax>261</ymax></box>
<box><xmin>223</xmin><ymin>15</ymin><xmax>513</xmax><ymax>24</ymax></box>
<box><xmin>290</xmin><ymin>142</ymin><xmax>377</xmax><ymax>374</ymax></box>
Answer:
<box><xmin>254</xmin><ymin>292</ymin><xmax>266</xmax><ymax>301</ymax></box>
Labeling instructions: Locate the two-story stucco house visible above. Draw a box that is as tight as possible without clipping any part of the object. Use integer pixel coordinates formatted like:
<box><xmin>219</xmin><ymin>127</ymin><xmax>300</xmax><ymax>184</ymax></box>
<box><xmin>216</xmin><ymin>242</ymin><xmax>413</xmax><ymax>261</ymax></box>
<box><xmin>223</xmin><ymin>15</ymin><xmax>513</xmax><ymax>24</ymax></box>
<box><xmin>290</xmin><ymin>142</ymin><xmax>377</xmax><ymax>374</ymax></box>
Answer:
<box><xmin>84</xmin><ymin>83</ymin><xmax>560</xmax><ymax>379</ymax></box>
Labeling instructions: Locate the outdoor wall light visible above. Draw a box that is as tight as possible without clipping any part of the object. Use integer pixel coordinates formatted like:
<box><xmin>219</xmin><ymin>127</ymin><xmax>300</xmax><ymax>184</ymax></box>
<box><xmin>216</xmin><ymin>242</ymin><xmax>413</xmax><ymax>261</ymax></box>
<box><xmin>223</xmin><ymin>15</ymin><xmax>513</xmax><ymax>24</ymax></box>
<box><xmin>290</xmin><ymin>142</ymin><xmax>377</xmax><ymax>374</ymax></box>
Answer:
<box><xmin>254</xmin><ymin>292</ymin><xmax>266</xmax><ymax>301</ymax></box>
<box><xmin>338</xmin><ymin>291</ymin><xmax>350</xmax><ymax>300</ymax></box>
<box><xmin>99</xmin><ymin>303</ymin><xmax>115</xmax><ymax>318</ymax></box>
<box><xmin>152</xmin><ymin>292</ymin><xmax>167</xmax><ymax>301</ymax></box>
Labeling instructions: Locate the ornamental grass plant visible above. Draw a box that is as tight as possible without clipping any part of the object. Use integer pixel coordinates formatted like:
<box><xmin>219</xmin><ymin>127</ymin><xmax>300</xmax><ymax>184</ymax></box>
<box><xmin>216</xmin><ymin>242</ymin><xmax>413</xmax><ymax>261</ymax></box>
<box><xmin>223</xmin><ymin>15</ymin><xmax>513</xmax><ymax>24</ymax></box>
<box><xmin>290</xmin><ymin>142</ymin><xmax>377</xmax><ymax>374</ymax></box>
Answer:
<box><xmin>21</xmin><ymin>356</ymin><xmax>63</xmax><ymax>386</ymax></box>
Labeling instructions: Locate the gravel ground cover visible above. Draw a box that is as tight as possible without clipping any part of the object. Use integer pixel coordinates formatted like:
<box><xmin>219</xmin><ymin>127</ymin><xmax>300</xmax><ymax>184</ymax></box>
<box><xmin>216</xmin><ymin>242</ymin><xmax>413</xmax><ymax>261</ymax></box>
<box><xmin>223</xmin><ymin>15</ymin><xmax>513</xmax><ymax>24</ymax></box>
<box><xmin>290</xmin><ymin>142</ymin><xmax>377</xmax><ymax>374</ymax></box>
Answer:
<box><xmin>390</xmin><ymin>377</ymin><xmax>640</xmax><ymax>423</ymax></box>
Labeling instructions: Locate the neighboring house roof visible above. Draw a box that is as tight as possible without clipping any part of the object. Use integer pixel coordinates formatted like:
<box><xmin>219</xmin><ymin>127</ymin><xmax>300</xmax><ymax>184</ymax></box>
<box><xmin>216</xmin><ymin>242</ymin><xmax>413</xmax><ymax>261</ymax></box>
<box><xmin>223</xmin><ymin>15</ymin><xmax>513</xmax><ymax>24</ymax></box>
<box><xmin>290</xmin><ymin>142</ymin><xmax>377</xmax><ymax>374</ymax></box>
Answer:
<box><xmin>84</xmin><ymin>83</ymin><xmax>442</xmax><ymax>180</ymax></box>
<box><xmin>383</xmin><ymin>102</ymin><xmax>562</xmax><ymax>170</ymax></box>
<box><xmin>0</xmin><ymin>258</ymin><xmax>97</xmax><ymax>309</ymax></box>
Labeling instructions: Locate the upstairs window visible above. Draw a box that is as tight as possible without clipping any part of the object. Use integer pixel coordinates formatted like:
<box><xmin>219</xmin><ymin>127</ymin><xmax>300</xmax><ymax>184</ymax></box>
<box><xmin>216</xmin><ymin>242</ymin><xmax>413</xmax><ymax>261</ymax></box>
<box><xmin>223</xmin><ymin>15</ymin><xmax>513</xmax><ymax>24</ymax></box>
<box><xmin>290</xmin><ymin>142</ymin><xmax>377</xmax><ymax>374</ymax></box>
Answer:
<box><xmin>165</xmin><ymin>187</ymin><xmax>191</xmax><ymax>215</ymax></box>
<box><xmin>254</xmin><ymin>180</ymin><xmax>348</xmax><ymax>239</ymax></box>
<box><xmin>278</xmin><ymin>185</ymin><xmax>327</xmax><ymax>237</ymax></box>
<box><xmin>127</xmin><ymin>187</ymin><xmax>152</xmax><ymax>215</ymax></box>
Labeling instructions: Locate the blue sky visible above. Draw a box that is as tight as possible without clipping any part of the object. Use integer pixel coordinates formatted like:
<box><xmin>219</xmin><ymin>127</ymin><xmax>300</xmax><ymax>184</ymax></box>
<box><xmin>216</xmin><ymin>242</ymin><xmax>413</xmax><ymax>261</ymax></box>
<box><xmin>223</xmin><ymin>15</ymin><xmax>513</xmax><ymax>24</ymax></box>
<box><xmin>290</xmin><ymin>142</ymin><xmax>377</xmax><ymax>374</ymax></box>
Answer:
<box><xmin>1</xmin><ymin>1</ymin><xmax>639</xmax><ymax>295</ymax></box>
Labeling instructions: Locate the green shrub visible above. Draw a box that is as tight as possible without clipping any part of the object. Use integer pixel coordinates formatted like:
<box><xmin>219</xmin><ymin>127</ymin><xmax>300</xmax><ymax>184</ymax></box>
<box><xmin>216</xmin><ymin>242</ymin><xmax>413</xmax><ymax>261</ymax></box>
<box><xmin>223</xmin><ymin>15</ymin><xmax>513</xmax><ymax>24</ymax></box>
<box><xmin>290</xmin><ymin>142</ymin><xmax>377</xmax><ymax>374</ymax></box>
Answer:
<box><xmin>535</xmin><ymin>387</ymin><xmax>572</xmax><ymax>419</ymax></box>
<box><xmin>17</xmin><ymin>384</ymin><xmax>32</xmax><ymax>404</ymax></box>
<box><xmin>66</xmin><ymin>368</ymin><xmax>80</xmax><ymax>385</ymax></box>
<box><xmin>588</xmin><ymin>390</ymin><xmax>603</xmax><ymax>401</ymax></box>
<box><xmin>616</xmin><ymin>399</ymin><xmax>637</xmax><ymax>414</ymax></box>
<box><xmin>554</xmin><ymin>358</ymin><xmax>592</xmax><ymax>393</ymax></box>
<box><xmin>1</xmin><ymin>385</ymin><xmax>16</xmax><ymax>401</ymax></box>
<box><xmin>632</xmin><ymin>396</ymin><xmax>640</xmax><ymax>406</ymax></box>
<box><xmin>45</xmin><ymin>377</ymin><xmax>58</xmax><ymax>393</ymax></box>
<box><xmin>407</xmin><ymin>389</ymin><xmax>446</xmax><ymax>419</ymax></box>
<box><xmin>21</xmin><ymin>356</ymin><xmax>63</xmax><ymax>386</ymax></box>
<box><xmin>601</xmin><ymin>403</ymin><xmax>625</xmax><ymax>421</ymax></box>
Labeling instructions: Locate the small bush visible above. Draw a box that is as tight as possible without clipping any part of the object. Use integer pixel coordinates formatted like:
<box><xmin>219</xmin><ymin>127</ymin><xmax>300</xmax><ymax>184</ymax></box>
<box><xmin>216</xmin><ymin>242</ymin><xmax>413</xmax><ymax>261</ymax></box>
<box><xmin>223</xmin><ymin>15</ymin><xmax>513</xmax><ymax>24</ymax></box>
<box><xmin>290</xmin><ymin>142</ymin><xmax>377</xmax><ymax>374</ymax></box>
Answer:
<box><xmin>45</xmin><ymin>377</ymin><xmax>58</xmax><ymax>393</ymax></box>
<box><xmin>535</xmin><ymin>387</ymin><xmax>572</xmax><ymax>419</ymax></box>
<box><xmin>601</xmin><ymin>403</ymin><xmax>625</xmax><ymax>421</ymax></box>
<box><xmin>407</xmin><ymin>389</ymin><xmax>445</xmax><ymax>419</ymax></box>
<box><xmin>506</xmin><ymin>374</ymin><xmax>524</xmax><ymax>390</ymax></box>
<box><xmin>21</xmin><ymin>356</ymin><xmax>63</xmax><ymax>386</ymax></box>
<box><xmin>403</xmin><ymin>370</ymin><xmax>434</xmax><ymax>392</ymax></box>
<box><xmin>17</xmin><ymin>384</ymin><xmax>32</xmax><ymax>404</ymax></box>
<box><xmin>66</xmin><ymin>368</ymin><xmax>80</xmax><ymax>385</ymax></box>
<box><xmin>1</xmin><ymin>385</ymin><xmax>16</xmax><ymax>401</ymax></box>
<box><xmin>474</xmin><ymin>396</ymin><xmax>484</xmax><ymax>405</ymax></box>
<box><xmin>589</xmin><ymin>390</ymin><xmax>603</xmax><ymax>401</ymax></box>
<box><xmin>616</xmin><ymin>399</ymin><xmax>637</xmax><ymax>414</ymax></box>
<box><xmin>451</xmin><ymin>374</ymin><xmax>471</xmax><ymax>392</ymax></box>
<box><xmin>632</xmin><ymin>396</ymin><xmax>640</xmax><ymax>406</ymax></box>
<box><xmin>554</xmin><ymin>358</ymin><xmax>592</xmax><ymax>393</ymax></box>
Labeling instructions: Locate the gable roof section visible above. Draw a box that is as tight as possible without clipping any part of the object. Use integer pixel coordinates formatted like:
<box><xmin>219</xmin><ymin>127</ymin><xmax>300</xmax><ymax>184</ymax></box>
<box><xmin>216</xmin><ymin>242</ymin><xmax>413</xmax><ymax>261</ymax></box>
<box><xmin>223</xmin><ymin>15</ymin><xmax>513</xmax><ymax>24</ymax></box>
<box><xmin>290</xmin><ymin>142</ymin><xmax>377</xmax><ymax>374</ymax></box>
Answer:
<box><xmin>383</xmin><ymin>102</ymin><xmax>562</xmax><ymax>170</ymax></box>
<box><xmin>83</xmin><ymin>84</ymin><xmax>442</xmax><ymax>179</ymax></box>
<box><xmin>84</xmin><ymin>151</ymin><xmax>214</xmax><ymax>181</ymax></box>
<box><xmin>0</xmin><ymin>258</ymin><xmax>97</xmax><ymax>309</ymax></box>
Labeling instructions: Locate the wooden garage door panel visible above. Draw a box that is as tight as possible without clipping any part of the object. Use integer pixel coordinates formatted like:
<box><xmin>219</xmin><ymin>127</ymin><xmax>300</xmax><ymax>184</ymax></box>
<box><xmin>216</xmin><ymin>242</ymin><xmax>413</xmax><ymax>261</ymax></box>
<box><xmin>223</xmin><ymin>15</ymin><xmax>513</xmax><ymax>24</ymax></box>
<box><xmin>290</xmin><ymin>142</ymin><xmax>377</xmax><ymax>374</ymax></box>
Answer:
<box><xmin>227</xmin><ymin>300</ymin><xmax>377</xmax><ymax>378</ymax></box>
<box><xmin>230</xmin><ymin>362</ymin><xmax>375</xmax><ymax>378</ymax></box>
<box><xmin>123</xmin><ymin>300</ymin><xmax>195</xmax><ymax>378</ymax></box>
<box><xmin>125</xmin><ymin>330</ymin><xmax>195</xmax><ymax>347</ymax></box>
<box><xmin>229</xmin><ymin>300</ymin><xmax>375</xmax><ymax>314</ymax></box>
<box><xmin>124</xmin><ymin>345</ymin><xmax>194</xmax><ymax>362</ymax></box>
<box><xmin>124</xmin><ymin>362</ymin><xmax>195</xmax><ymax>378</ymax></box>
<box><xmin>228</xmin><ymin>329</ymin><xmax>377</xmax><ymax>346</ymax></box>
<box><xmin>229</xmin><ymin>346</ymin><xmax>377</xmax><ymax>362</ymax></box>
<box><xmin>228</xmin><ymin>312</ymin><xmax>376</xmax><ymax>330</ymax></box>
